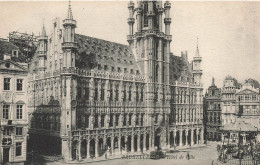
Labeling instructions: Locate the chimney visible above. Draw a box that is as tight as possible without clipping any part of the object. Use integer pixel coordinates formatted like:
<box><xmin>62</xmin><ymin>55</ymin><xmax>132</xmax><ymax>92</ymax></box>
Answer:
<box><xmin>3</xmin><ymin>53</ymin><xmax>11</xmax><ymax>60</ymax></box>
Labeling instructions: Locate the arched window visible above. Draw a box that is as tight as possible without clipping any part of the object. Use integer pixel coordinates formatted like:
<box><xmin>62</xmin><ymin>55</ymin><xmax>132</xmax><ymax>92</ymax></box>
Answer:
<box><xmin>155</xmin><ymin>64</ymin><xmax>159</xmax><ymax>82</ymax></box>
<box><xmin>110</xmin><ymin>83</ymin><xmax>113</xmax><ymax>101</ymax></box>
<box><xmin>115</xmin><ymin>85</ymin><xmax>119</xmax><ymax>101</ymax></box>
<box><xmin>128</xmin><ymin>86</ymin><xmax>132</xmax><ymax>101</ymax></box>
<box><xmin>101</xmin><ymin>84</ymin><xmax>105</xmax><ymax>101</ymax></box>
<box><xmin>143</xmin><ymin>2</ymin><xmax>148</xmax><ymax>27</ymax></box>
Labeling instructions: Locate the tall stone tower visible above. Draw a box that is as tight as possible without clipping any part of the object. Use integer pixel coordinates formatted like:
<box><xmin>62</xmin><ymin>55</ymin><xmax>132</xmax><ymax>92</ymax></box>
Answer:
<box><xmin>37</xmin><ymin>23</ymin><xmax>48</xmax><ymax>74</ymax></box>
<box><xmin>127</xmin><ymin>0</ymin><xmax>172</xmax><ymax>149</ymax></box>
<box><xmin>62</xmin><ymin>1</ymin><xmax>77</xmax><ymax>68</ymax></box>
<box><xmin>61</xmin><ymin>1</ymin><xmax>78</xmax><ymax>161</ymax></box>
<box><xmin>192</xmin><ymin>38</ymin><xmax>202</xmax><ymax>85</ymax></box>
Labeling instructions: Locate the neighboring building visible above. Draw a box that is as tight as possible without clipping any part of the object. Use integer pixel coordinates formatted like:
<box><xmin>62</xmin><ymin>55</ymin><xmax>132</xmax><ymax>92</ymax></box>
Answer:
<box><xmin>221</xmin><ymin>75</ymin><xmax>241</xmax><ymax>126</ymax></box>
<box><xmin>204</xmin><ymin>78</ymin><xmax>221</xmax><ymax>141</ymax></box>
<box><xmin>0</xmin><ymin>40</ymin><xmax>28</xmax><ymax>165</ymax></box>
<box><xmin>27</xmin><ymin>1</ymin><xmax>204</xmax><ymax>162</ymax></box>
<box><xmin>235</xmin><ymin>82</ymin><xmax>260</xmax><ymax>129</ymax></box>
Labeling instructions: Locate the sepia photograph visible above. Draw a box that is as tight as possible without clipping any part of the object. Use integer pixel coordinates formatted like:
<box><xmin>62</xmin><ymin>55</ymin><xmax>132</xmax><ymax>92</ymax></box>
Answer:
<box><xmin>0</xmin><ymin>0</ymin><xmax>259</xmax><ymax>165</ymax></box>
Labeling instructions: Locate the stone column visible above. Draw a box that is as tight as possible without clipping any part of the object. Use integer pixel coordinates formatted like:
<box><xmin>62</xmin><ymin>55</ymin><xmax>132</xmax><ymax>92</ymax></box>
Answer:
<box><xmin>201</xmin><ymin>129</ymin><xmax>204</xmax><ymax>144</ymax></box>
<box><xmin>113</xmin><ymin>114</ymin><xmax>116</xmax><ymax>128</ymax></box>
<box><xmin>191</xmin><ymin>129</ymin><xmax>194</xmax><ymax>146</ymax></box>
<box><xmin>98</xmin><ymin>114</ymin><xmax>101</xmax><ymax>129</ymax></box>
<box><xmin>143</xmin><ymin>134</ymin><xmax>146</xmax><ymax>151</ymax></box>
<box><xmin>180</xmin><ymin>130</ymin><xmax>183</xmax><ymax>147</ymax></box>
<box><xmin>78</xmin><ymin>139</ymin><xmax>82</xmax><ymax>161</ymax></box>
<box><xmin>87</xmin><ymin>138</ymin><xmax>90</xmax><ymax>158</ymax></box>
<box><xmin>95</xmin><ymin>138</ymin><xmax>98</xmax><ymax>157</ymax></box>
<box><xmin>196</xmin><ymin>129</ymin><xmax>199</xmax><ymax>144</ymax></box>
<box><xmin>111</xmin><ymin>136</ymin><xmax>115</xmax><ymax>154</ymax></box>
<box><xmin>185</xmin><ymin>130</ymin><xmax>188</xmax><ymax>146</ymax></box>
<box><xmin>173</xmin><ymin>131</ymin><xmax>176</xmax><ymax>147</ymax></box>
<box><xmin>119</xmin><ymin>136</ymin><xmax>121</xmax><ymax>154</ymax></box>
<box><xmin>137</xmin><ymin>134</ymin><xmax>141</xmax><ymax>152</ymax></box>
<box><xmin>131</xmin><ymin>135</ymin><xmax>134</xmax><ymax>153</ymax></box>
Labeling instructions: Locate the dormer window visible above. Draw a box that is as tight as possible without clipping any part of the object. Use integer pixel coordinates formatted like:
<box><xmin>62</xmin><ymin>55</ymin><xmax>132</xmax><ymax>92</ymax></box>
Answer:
<box><xmin>124</xmin><ymin>68</ymin><xmax>128</xmax><ymax>73</ymax></box>
<box><xmin>12</xmin><ymin>50</ymin><xmax>18</xmax><ymax>57</ymax></box>
<box><xmin>5</xmin><ymin>63</ymin><xmax>10</xmax><ymax>68</ymax></box>
<box><xmin>136</xmin><ymin>70</ymin><xmax>140</xmax><ymax>75</ymax></box>
<box><xmin>118</xmin><ymin>67</ymin><xmax>121</xmax><ymax>72</ymax></box>
<box><xmin>130</xmin><ymin>69</ymin><xmax>134</xmax><ymax>74</ymax></box>
<box><xmin>111</xmin><ymin>67</ymin><xmax>115</xmax><ymax>72</ymax></box>
<box><xmin>130</xmin><ymin>61</ymin><xmax>133</xmax><ymax>65</ymax></box>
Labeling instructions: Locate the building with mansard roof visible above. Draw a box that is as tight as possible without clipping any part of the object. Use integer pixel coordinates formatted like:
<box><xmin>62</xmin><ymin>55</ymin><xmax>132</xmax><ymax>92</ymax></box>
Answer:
<box><xmin>27</xmin><ymin>1</ymin><xmax>204</xmax><ymax>162</ymax></box>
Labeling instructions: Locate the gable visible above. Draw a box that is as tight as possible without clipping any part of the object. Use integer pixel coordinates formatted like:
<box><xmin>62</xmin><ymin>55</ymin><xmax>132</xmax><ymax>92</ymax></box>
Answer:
<box><xmin>236</xmin><ymin>89</ymin><xmax>259</xmax><ymax>95</ymax></box>
<box><xmin>0</xmin><ymin>60</ymin><xmax>27</xmax><ymax>72</ymax></box>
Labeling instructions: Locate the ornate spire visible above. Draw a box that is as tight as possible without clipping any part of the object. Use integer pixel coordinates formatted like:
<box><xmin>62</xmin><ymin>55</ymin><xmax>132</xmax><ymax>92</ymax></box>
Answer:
<box><xmin>67</xmin><ymin>0</ymin><xmax>73</xmax><ymax>20</ymax></box>
<box><xmin>41</xmin><ymin>19</ymin><xmax>46</xmax><ymax>37</ymax></box>
<box><xmin>212</xmin><ymin>77</ymin><xmax>215</xmax><ymax>86</ymax></box>
<box><xmin>195</xmin><ymin>36</ymin><xmax>200</xmax><ymax>57</ymax></box>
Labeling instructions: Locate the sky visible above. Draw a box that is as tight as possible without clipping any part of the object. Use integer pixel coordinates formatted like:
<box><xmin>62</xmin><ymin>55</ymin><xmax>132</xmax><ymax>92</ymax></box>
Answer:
<box><xmin>0</xmin><ymin>1</ymin><xmax>259</xmax><ymax>90</ymax></box>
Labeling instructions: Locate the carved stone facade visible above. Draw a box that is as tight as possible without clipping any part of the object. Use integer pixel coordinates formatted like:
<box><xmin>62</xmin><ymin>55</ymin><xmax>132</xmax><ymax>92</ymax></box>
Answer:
<box><xmin>28</xmin><ymin>1</ymin><xmax>204</xmax><ymax>162</ymax></box>
<box><xmin>204</xmin><ymin>78</ymin><xmax>222</xmax><ymax>141</ymax></box>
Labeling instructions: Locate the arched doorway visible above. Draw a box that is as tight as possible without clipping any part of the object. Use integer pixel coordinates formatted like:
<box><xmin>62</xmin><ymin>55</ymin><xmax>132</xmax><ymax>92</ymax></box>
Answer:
<box><xmin>176</xmin><ymin>131</ymin><xmax>180</xmax><ymax>146</ymax></box>
<box><xmin>134</xmin><ymin>135</ymin><xmax>138</xmax><ymax>152</ymax></box>
<box><xmin>81</xmin><ymin>139</ymin><xmax>87</xmax><ymax>159</ymax></box>
<box><xmin>90</xmin><ymin>139</ymin><xmax>95</xmax><ymax>157</ymax></box>
<box><xmin>146</xmin><ymin>134</ymin><xmax>149</xmax><ymax>150</ymax></box>
<box><xmin>107</xmin><ymin>137</ymin><xmax>111</xmax><ymax>149</ymax></box>
<box><xmin>170</xmin><ymin>132</ymin><xmax>174</xmax><ymax>147</ymax></box>
<box><xmin>140</xmin><ymin>134</ymin><xmax>144</xmax><ymax>152</ymax></box>
<box><xmin>127</xmin><ymin>136</ymin><xmax>131</xmax><ymax>152</ymax></box>
<box><xmin>194</xmin><ymin>130</ymin><xmax>197</xmax><ymax>144</ymax></box>
<box><xmin>121</xmin><ymin>136</ymin><xmax>126</xmax><ymax>152</ymax></box>
<box><xmin>114</xmin><ymin>137</ymin><xmax>119</xmax><ymax>153</ymax></box>
<box><xmin>98</xmin><ymin>138</ymin><xmax>105</xmax><ymax>156</ymax></box>
<box><xmin>188</xmin><ymin>130</ymin><xmax>191</xmax><ymax>146</ymax></box>
<box><xmin>182</xmin><ymin>130</ymin><xmax>186</xmax><ymax>146</ymax></box>
<box><xmin>72</xmin><ymin>140</ymin><xmax>78</xmax><ymax>160</ymax></box>
<box><xmin>154</xmin><ymin>127</ymin><xmax>163</xmax><ymax>150</ymax></box>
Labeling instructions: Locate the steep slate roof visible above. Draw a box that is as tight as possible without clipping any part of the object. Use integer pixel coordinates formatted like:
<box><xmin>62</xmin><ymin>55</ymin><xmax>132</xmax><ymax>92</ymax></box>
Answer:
<box><xmin>75</xmin><ymin>34</ymin><xmax>140</xmax><ymax>76</ymax></box>
<box><xmin>0</xmin><ymin>40</ymin><xmax>28</xmax><ymax>63</ymax></box>
<box><xmin>169</xmin><ymin>53</ymin><xmax>193</xmax><ymax>83</ymax></box>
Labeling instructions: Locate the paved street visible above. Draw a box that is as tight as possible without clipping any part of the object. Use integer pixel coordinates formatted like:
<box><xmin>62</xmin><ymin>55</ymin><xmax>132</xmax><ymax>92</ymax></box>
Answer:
<box><xmin>41</xmin><ymin>142</ymin><xmax>219</xmax><ymax>165</ymax></box>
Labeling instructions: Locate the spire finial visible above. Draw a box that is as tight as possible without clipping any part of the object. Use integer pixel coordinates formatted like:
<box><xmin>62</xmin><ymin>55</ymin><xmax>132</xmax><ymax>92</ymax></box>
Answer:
<box><xmin>212</xmin><ymin>77</ymin><xmax>215</xmax><ymax>86</ymax></box>
<box><xmin>67</xmin><ymin>0</ymin><xmax>73</xmax><ymax>20</ymax></box>
<box><xmin>195</xmin><ymin>36</ymin><xmax>200</xmax><ymax>57</ymax></box>
<box><xmin>41</xmin><ymin>18</ymin><xmax>46</xmax><ymax>37</ymax></box>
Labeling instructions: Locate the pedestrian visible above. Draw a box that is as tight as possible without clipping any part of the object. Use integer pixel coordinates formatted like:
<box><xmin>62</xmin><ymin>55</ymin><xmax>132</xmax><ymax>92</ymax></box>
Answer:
<box><xmin>186</xmin><ymin>152</ymin><xmax>190</xmax><ymax>160</ymax></box>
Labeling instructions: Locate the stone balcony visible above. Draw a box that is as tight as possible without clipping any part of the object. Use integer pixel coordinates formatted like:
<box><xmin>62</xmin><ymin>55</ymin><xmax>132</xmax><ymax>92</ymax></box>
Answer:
<box><xmin>63</xmin><ymin>19</ymin><xmax>77</xmax><ymax>26</ymax></box>
<box><xmin>61</xmin><ymin>42</ymin><xmax>78</xmax><ymax>49</ymax></box>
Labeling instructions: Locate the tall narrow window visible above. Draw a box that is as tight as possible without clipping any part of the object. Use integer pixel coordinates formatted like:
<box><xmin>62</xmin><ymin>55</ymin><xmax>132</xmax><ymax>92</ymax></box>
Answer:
<box><xmin>16</xmin><ymin>142</ymin><xmax>22</xmax><ymax>156</ymax></box>
<box><xmin>85</xmin><ymin>87</ymin><xmax>89</xmax><ymax>100</ymax></box>
<box><xmin>136</xmin><ymin>86</ymin><xmax>139</xmax><ymax>101</ymax></box>
<box><xmin>3</xmin><ymin>105</ymin><xmax>9</xmax><ymax>119</ymax></box>
<box><xmin>110</xmin><ymin>83</ymin><xmax>113</xmax><ymax>101</ymax></box>
<box><xmin>143</xmin><ymin>2</ymin><xmax>148</xmax><ymax>27</ymax></box>
<box><xmin>115</xmin><ymin>85</ymin><xmax>119</xmax><ymax>101</ymax></box>
<box><xmin>128</xmin><ymin>86</ymin><xmax>132</xmax><ymax>101</ymax></box>
<box><xmin>123</xmin><ymin>85</ymin><xmax>127</xmax><ymax>101</ymax></box>
<box><xmin>94</xmin><ymin>85</ymin><xmax>98</xmax><ymax>101</ymax></box>
<box><xmin>16</xmin><ymin>105</ymin><xmax>23</xmax><ymax>119</ymax></box>
<box><xmin>16</xmin><ymin>127</ymin><xmax>23</xmax><ymax>135</ymax></box>
<box><xmin>4</xmin><ymin>78</ymin><xmax>11</xmax><ymax>90</ymax></box>
<box><xmin>17</xmin><ymin>79</ymin><xmax>23</xmax><ymax>91</ymax></box>
<box><xmin>101</xmin><ymin>84</ymin><xmax>105</xmax><ymax>101</ymax></box>
<box><xmin>140</xmin><ymin>87</ymin><xmax>144</xmax><ymax>102</ymax></box>
<box><xmin>101</xmin><ymin>115</ymin><xmax>105</xmax><ymax>127</ymax></box>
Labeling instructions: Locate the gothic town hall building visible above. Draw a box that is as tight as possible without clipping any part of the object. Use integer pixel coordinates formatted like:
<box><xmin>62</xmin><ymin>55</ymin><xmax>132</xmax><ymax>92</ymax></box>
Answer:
<box><xmin>27</xmin><ymin>1</ymin><xmax>204</xmax><ymax>161</ymax></box>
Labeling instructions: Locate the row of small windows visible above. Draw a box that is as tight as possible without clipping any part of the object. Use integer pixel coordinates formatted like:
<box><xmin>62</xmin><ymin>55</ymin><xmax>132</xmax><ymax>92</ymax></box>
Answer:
<box><xmin>3</xmin><ymin>127</ymin><xmax>23</xmax><ymax>136</ymax></box>
<box><xmin>238</xmin><ymin>95</ymin><xmax>258</xmax><ymax>102</ymax></box>
<box><xmin>78</xmin><ymin>85</ymin><xmax>144</xmax><ymax>102</ymax></box>
<box><xmin>77</xmin><ymin>113</ymin><xmax>145</xmax><ymax>129</ymax></box>
<box><xmin>3</xmin><ymin>78</ymin><xmax>23</xmax><ymax>91</ymax></box>
<box><xmin>97</xmin><ymin>64</ymin><xmax>140</xmax><ymax>75</ymax></box>
<box><xmin>3</xmin><ymin>105</ymin><xmax>23</xmax><ymax>119</ymax></box>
